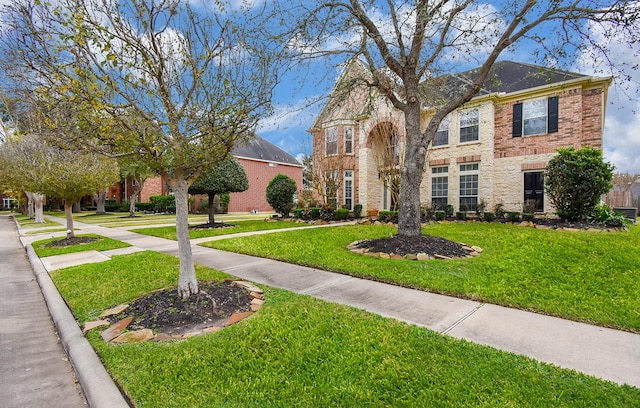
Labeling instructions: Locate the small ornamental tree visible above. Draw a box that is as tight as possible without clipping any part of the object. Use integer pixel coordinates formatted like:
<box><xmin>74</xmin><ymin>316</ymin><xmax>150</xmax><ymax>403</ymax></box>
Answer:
<box><xmin>266</xmin><ymin>174</ymin><xmax>297</xmax><ymax>217</ymax></box>
<box><xmin>189</xmin><ymin>157</ymin><xmax>249</xmax><ymax>225</ymax></box>
<box><xmin>544</xmin><ymin>146</ymin><xmax>614</xmax><ymax>221</ymax></box>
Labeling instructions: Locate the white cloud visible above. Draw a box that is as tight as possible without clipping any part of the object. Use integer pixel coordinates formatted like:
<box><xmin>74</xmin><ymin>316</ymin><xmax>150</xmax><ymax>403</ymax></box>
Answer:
<box><xmin>574</xmin><ymin>19</ymin><xmax>640</xmax><ymax>174</ymax></box>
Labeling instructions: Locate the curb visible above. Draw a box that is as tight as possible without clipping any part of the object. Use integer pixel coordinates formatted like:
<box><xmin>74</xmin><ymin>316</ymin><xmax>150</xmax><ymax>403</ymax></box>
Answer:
<box><xmin>24</xmin><ymin>244</ymin><xmax>130</xmax><ymax>408</ymax></box>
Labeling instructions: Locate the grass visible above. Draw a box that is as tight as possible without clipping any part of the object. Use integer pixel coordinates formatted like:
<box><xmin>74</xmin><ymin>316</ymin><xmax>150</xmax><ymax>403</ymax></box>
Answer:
<box><xmin>32</xmin><ymin>234</ymin><xmax>131</xmax><ymax>258</ymax></box>
<box><xmin>50</xmin><ymin>251</ymin><xmax>640</xmax><ymax>407</ymax></box>
<box><xmin>14</xmin><ymin>214</ymin><xmax>62</xmax><ymax>228</ymax></box>
<box><xmin>131</xmin><ymin>219</ymin><xmax>310</xmax><ymax>240</ymax></box>
<box><xmin>203</xmin><ymin>222</ymin><xmax>640</xmax><ymax>333</ymax></box>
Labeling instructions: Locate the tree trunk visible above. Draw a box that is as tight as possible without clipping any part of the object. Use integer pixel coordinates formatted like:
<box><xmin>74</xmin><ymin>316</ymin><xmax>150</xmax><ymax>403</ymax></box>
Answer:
<box><xmin>397</xmin><ymin>98</ymin><xmax>428</xmax><ymax>237</ymax></box>
<box><xmin>207</xmin><ymin>193</ymin><xmax>216</xmax><ymax>224</ymax></box>
<box><xmin>26</xmin><ymin>192</ymin><xmax>35</xmax><ymax>219</ymax></box>
<box><xmin>94</xmin><ymin>190</ymin><xmax>107</xmax><ymax>215</ymax></box>
<box><xmin>128</xmin><ymin>178</ymin><xmax>144</xmax><ymax>217</ymax></box>
<box><xmin>33</xmin><ymin>193</ymin><xmax>45</xmax><ymax>223</ymax></box>
<box><xmin>64</xmin><ymin>201</ymin><xmax>75</xmax><ymax>238</ymax></box>
<box><xmin>170</xmin><ymin>174</ymin><xmax>199</xmax><ymax>298</ymax></box>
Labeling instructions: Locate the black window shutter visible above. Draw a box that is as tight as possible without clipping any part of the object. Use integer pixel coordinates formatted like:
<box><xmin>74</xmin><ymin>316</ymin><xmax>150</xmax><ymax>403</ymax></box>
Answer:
<box><xmin>548</xmin><ymin>96</ymin><xmax>559</xmax><ymax>133</ymax></box>
<box><xmin>512</xmin><ymin>103</ymin><xmax>523</xmax><ymax>137</ymax></box>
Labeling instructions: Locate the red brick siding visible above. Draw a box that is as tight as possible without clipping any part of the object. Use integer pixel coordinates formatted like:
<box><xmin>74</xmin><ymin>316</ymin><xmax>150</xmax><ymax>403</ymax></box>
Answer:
<box><xmin>140</xmin><ymin>177</ymin><xmax>167</xmax><ymax>202</ymax></box>
<box><xmin>494</xmin><ymin>87</ymin><xmax>605</xmax><ymax>159</ymax></box>
<box><xmin>228</xmin><ymin>158</ymin><xmax>303</xmax><ymax>213</ymax></box>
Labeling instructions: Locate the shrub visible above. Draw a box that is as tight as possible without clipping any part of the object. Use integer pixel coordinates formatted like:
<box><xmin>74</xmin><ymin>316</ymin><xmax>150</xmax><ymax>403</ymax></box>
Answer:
<box><xmin>476</xmin><ymin>198</ymin><xmax>488</xmax><ymax>217</ymax></box>
<box><xmin>104</xmin><ymin>200</ymin><xmax>120</xmax><ymax>212</ymax></box>
<box><xmin>135</xmin><ymin>202</ymin><xmax>154</xmax><ymax>212</ymax></box>
<box><xmin>444</xmin><ymin>204</ymin><xmax>454</xmax><ymax>218</ymax></box>
<box><xmin>335</xmin><ymin>208</ymin><xmax>350</xmax><ymax>220</ymax></box>
<box><xmin>378</xmin><ymin>210</ymin><xmax>399</xmax><ymax>223</ymax></box>
<box><xmin>150</xmin><ymin>195</ymin><xmax>176</xmax><ymax>213</ymax></box>
<box><xmin>522</xmin><ymin>212</ymin><xmax>535</xmax><ymax>222</ymax></box>
<box><xmin>588</xmin><ymin>204</ymin><xmax>615</xmax><ymax>223</ymax></box>
<box><xmin>456</xmin><ymin>211</ymin><xmax>467</xmax><ymax>221</ymax></box>
<box><xmin>295</xmin><ymin>208</ymin><xmax>304</xmax><ymax>218</ymax></box>
<box><xmin>434</xmin><ymin>211</ymin><xmax>445</xmax><ymax>221</ymax></box>
<box><xmin>604</xmin><ymin>214</ymin><xmax>632</xmax><ymax>228</ymax></box>
<box><xmin>545</xmin><ymin>146</ymin><xmax>614</xmax><ymax>221</ymax></box>
<box><xmin>353</xmin><ymin>204</ymin><xmax>363</xmax><ymax>218</ymax></box>
<box><xmin>459</xmin><ymin>203</ymin><xmax>468</xmax><ymax>212</ymax></box>
<box><xmin>522</xmin><ymin>199</ymin><xmax>537</xmax><ymax>215</ymax></box>
<box><xmin>266</xmin><ymin>174</ymin><xmax>297</xmax><ymax>217</ymax></box>
<box><xmin>310</xmin><ymin>207</ymin><xmax>321</xmax><ymax>219</ymax></box>
<box><xmin>420</xmin><ymin>204</ymin><xmax>435</xmax><ymax>220</ymax></box>
<box><xmin>483</xmin><ymin>211</ymin><xmax>496</xmax><ymax>222</ymax></box>
<box><xmin>494</xmin><ymin>203</ymin><xmax>506</xmax><ymax>220</ymax></box>
<box><xmin>506</xmin><ymin>211</ymin><xmax>521</xmax><ymax>222</ymax></box>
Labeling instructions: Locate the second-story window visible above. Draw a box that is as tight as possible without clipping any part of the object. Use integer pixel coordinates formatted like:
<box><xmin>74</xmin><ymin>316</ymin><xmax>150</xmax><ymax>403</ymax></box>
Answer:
<box><xmin>459</xmin><ymin>109</ymin><xmax>479</xmax><ymax>143</ymax></box>
<box><xmin>513</xmin><ymin>96</ymin><xmax>559</xmax><ymax>137</ymax></box>
<box><xmin>325</xmin><ymin>127</ymin><xmax>338</xmax><ymax>156</ymax></box>
<box><xmin>344</xmin><ymin>127</ymin><xmax>353</xmax><ymax>154</ymax></box>
<box><xmin>433</xmin><ymin>116</ymin><xmax>450</xmax><ymax>147</ymax></box>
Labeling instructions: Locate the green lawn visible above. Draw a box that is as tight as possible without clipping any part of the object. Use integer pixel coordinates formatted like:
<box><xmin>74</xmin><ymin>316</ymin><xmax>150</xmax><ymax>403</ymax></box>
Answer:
<box><xmin>131</xmin><ymin>219</ymin><xmax>309</xmax><ymax>240</ymax></box>
<box><xmin>51</xmin><ymin>251</ymin><xmax>640</xmax><ymax>407</ymax></box>
<box><xmin>203</xmin><ymin>222</ymin><xmax>640</xmax><ymax>333</ymax></box>
<box><xmin>14</xmin><ymin>214</ymin><xmax>62</xmax><ymax>228</ymax></box>
<box><xmin>32</xmin><ymin>234</ymin><xmax>131</xmax><ymax>258</ymax></box>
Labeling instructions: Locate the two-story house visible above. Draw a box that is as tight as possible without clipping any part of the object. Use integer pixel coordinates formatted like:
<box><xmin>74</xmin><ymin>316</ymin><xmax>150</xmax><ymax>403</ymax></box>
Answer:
<box><xmin>309</xmin><ymin>60</ymin><xmax>611</xmax><ymax>214</ymax></box>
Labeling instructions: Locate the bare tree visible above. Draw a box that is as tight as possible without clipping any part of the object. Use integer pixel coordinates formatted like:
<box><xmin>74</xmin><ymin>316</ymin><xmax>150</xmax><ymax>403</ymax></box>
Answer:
<box><xmin>285</xmin><ymin>0</ymin><xmax>640</xmax><ymax>237</ymax></box>
<box><xmin>2</xmin><ymin>0</ymin><xmax>284</xmax><ymax>297</ymax></box>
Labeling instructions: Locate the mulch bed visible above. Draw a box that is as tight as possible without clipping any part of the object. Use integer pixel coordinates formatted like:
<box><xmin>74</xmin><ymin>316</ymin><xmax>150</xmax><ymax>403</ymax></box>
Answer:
<box><xmin>42</xmin><ymin>236</ymin><xmax>100</xmax><ymax>247</ymax></box>
<box><xmin>356</xmin><ymin>235</ymin><xmax>469</xmax><ymax>258</ymax></box>
<box><xmin>119</xmin><ymin>281</ymin><xmax>252</xmax><ymax>335</ymax></box>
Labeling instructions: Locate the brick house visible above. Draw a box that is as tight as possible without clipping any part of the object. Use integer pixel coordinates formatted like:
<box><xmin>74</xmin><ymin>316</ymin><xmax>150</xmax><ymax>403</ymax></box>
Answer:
<box><xmin>138</xmin><ymin>135</ymin><xmax>303</xmax><ymax>213</ymax></box>
<box><xmin>309</xmin><ymin>60</ymin><xmax>612</xmax><ymax>214</ymax></box>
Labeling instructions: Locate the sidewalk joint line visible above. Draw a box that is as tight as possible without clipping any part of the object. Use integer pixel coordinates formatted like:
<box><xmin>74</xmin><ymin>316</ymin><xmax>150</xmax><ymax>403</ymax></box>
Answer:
<box><xmin>441</xmin><ymin>303</ymin><xmax>485</xmax><ymax>335</ymax></box>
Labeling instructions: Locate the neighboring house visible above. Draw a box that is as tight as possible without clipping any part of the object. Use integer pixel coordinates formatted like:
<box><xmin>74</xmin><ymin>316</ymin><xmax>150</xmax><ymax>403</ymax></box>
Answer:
<box><xmin>138</xmin><ymin>135</ymin><xmax>303</xmax><ymax>213</ymax></box>
<box><xmin>309</xmin><ymin>60</ymin><xmax>612</xmax><ymax>214</ymax></box>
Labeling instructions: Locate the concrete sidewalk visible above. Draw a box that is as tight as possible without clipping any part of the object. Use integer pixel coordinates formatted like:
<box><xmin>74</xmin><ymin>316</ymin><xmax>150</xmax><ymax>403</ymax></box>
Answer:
<box><xmin>0</xmin><ymin>215</ymin><xmax>87</xmax><ymax>408</ymax></box>
<box><xmin>18</xmin><ymin>215</ymin><xmax>640</xmax><ymax>394</ymax></box>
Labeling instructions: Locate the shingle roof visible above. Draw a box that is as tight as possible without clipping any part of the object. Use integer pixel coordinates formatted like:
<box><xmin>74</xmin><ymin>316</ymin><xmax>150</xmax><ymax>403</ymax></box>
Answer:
<box><xmin>423</xmin><ymin>61</ymin><xmax>587</xmax><ymax>101</ymax></box>
<box><xmin>233</xmin><ymin>135</ymin><xmax>301</xmax><ymax>166</ymax></box>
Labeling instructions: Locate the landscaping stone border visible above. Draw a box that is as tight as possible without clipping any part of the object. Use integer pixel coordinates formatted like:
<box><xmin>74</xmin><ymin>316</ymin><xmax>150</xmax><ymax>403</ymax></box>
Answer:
<box><xmin>347</xmin><ymin>240</ymin><xmax>483</xmax><ymax>260</ymax></box>
<box><xmin>84</xmin><ymin>280</ymin><xmax>264</xmax><ymax>344</ymax></box>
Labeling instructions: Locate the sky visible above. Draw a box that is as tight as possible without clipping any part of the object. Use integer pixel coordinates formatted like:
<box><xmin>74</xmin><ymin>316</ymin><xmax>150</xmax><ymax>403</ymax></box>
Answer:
<box><xmin>255</xmin><ymin>3</ymin><xmax>640</xmax><ymax>175</ymax></box>
<box><xmin>1</xmin><ymin>0</ymin><xmax>638</xmax><ymax>174</ymax></box>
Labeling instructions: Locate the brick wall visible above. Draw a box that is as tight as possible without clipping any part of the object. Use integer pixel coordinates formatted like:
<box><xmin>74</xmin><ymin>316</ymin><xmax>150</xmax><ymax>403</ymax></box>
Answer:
<box><xmin>494</xmin><ymin>87</ymin><xmax>604</xmax><ymax>159</ymax></box>
<box><xmin>228</xmin><ymin>158</ymin><xmax>303</xmax><ymax>213</ymax></box>
<box><xmin>140</xmin><ymin>177</ymin><xmax>167</xmax><ymax>203</ymax></box>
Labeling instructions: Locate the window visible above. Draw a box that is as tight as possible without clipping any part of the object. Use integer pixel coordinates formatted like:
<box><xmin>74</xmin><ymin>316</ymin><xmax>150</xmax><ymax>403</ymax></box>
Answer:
<box><xmin>459</xmin><ymin>109</ymin><xmax>479</xmax><ymax>143</ymax></box>
<box><xmin>459</xmin><ymin>163</ymin><xmax>479</xmax><ymax>211</ymax></box>
<box><xmin>433</xmin><ymin>116</ymin><xmax>449</xmax><ymax>147</ymax></box>
<box><xmin>431</xmin><ymin>167</ymin><xmax>448</xmax><ymax>210</ymax></box>
<box><xmin>513</xmin><ymin>97</ymin><xmax>559</xmax><ymax>137</ymax></box>
<box><xmin>325</xmin><ymin>127</ymin><xmax>338</xmax><ymax>156</ymax></box>
<box><xmin>524</xmin><ymin>172</ymin><xmax>544</xmax><ymax>211</ymax></box>
<box><xmin>344</xmin><ymin>170</ymin><xmax>353</xmax><ymax>210</ymax></box>
<box><xmin>344</xmin><ymin>127</ymin><xmax>354</xmax><ymax>154</ymax></box>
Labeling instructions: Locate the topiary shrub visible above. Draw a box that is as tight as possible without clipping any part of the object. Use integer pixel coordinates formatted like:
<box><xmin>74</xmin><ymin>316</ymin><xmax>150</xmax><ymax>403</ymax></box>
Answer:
<box><xmin>353</xmin><ymin>204</ymin><xmax>363</xmax><ymax>218</ymax></box>
<box><xmin>506</xmin><ymin>211</ymin><xmax>521</xmax><ymax>222</ymax></box>
<box><xmin>444</xmin><ymin>204</ymin><xmax>454</xmax><ymax>218</ymax></box>
<box><xmin>335</xmin><ymin>208</ymin><xmax>350</xmax><ymax>220</ymax></box>
<box><xmin>483</xmin><ymin>211</ymin><xmax>495</xmax><ymax>222</ymax></box>
<box><xmin>545</xmin><ymin>146</ymin><xmax>614</xmax><ymax>221</ymax></box>
<box><xmin>435</xmin><ymin>211</ymin><xmax>445</xmax><ymax>221</ymax></box>
<box><xmin>456</xmin><ymin>211</ymin><xmax>467</xmax><ymax>221</ymax></box>
<box><xmin>266</xmin><ymin>174</ymin><xmax>297</xmax><ymax>217</ymax></box>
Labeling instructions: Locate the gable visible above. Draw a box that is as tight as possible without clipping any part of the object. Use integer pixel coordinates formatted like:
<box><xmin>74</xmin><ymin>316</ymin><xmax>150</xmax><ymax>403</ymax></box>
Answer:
<box><xmin>233</xmin><ymin>135</ymin><xmax>301</xmax><ymax>166</ymax></box>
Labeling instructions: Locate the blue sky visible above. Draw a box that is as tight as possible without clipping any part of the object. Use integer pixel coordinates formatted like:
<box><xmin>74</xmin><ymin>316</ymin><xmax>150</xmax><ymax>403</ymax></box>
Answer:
<box><xmin>255</xmin><ymin>2</ymin><xmax>640</xmax><ymax>175</ymax></box>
